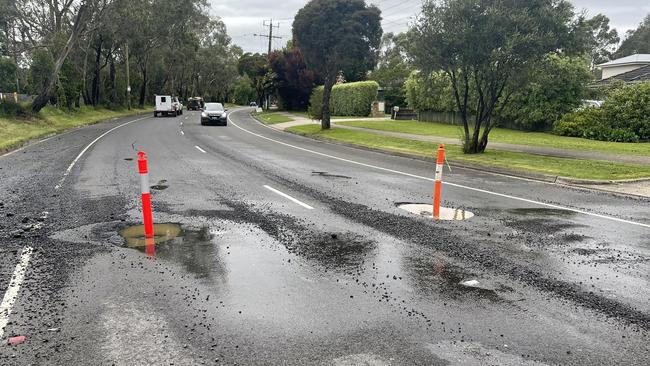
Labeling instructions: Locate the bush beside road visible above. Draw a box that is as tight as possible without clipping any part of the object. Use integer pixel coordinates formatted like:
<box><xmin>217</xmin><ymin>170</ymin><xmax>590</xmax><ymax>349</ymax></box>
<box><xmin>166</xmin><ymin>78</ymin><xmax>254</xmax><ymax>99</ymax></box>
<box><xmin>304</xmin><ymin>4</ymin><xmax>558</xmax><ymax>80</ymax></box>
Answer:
<box><xmin>287</xmin><ymin>124</ymin><xmax>650</xmax><ymax>181</ymax></box>
<box><xmin>0</xmin><ymin>105</ymin><xmax>150</xmax><ymax>153</ymax></box>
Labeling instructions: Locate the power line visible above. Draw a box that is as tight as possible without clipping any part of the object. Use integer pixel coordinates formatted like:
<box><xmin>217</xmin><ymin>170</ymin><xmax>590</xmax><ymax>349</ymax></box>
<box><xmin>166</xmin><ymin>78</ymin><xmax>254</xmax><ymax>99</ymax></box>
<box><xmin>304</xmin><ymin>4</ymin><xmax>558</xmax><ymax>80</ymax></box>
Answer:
<box><xmin>254</xmin><ymin>19</ymin><xmax>282</xmax><ymax>55</ymax></box>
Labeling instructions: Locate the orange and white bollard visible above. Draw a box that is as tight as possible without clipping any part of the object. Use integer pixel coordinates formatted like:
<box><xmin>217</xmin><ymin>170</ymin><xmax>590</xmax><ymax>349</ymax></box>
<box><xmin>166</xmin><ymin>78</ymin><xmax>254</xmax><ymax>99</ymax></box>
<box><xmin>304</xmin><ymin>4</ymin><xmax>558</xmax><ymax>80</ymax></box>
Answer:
<box><xmin>144</xmin><ymin>237</ymin><xmax>155</xmax><ymax>257</ymax></box>
<box><xmin>138</xmin><ymin>151</ymin><xmax>154</xmax><ymax>239</ymax></box>
<box><xmin>433</xmin><ymin>144</ymin><xmax>445</xmax><ymax>221</ymax></box>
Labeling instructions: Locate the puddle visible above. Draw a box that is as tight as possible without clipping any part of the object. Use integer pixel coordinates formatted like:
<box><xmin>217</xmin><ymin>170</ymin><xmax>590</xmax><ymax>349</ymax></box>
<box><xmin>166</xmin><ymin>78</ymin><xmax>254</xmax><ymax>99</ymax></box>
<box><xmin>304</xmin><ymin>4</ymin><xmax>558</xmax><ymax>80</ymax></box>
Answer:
<box><xmin>117</xmin><ymin>223</ymin><xmax>225</xmax><ymax>277</ymax></box>
<box><xmin>119</xmin><ymin>223</ymin><xmax>182</xmax><ymax>248</ymax></box>
<box><xmin>150</xmin><ymin>179</ymin><xmax>169</xmax><ymax>191</ymax></box>
<box><xmin>311</xmin><ymin>171</ymin><xmax>352</xmax><ymax>179</ymax></box>
<box><xmin>397</xmin><ymin>203</ymin><xmax>474</xmax><ymax>221</ymax></box>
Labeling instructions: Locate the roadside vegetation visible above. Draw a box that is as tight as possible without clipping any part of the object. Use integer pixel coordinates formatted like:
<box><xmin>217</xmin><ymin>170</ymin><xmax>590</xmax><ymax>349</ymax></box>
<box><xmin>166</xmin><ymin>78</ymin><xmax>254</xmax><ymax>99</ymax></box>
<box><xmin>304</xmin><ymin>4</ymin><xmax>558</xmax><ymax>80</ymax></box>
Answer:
<box><xmin>251</xmin><ymin>111</ymin><xmax>293</xmax><ymax>124</ymax></box>
<box><xmin>0</xmin><ymin>105</ymin><xmax>150</xmax><ymax>152</ymax></box>
<box><xmin>287</xmin><ymin>125</ymin><xmax>650</xmax><ymax>180</ymax></box>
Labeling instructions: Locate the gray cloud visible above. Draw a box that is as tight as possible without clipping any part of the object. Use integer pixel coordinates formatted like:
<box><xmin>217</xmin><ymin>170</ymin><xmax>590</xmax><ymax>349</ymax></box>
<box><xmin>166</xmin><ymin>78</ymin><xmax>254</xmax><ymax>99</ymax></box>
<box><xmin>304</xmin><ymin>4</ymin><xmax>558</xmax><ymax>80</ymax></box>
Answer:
<box><xmin>212</xmin><ymin>0</ymin><xmax>650</xmax><ymax>53</ymax></box>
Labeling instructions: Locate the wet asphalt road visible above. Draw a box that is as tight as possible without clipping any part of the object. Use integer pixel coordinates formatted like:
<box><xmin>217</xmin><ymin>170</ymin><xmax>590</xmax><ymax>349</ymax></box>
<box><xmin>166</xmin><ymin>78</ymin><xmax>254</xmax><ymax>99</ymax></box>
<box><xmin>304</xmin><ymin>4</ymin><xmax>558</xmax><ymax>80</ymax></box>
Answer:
<box><xmin>0</xmin><ymin>108</ymin><xmax>649</xmax><ymax>365</ymax></box>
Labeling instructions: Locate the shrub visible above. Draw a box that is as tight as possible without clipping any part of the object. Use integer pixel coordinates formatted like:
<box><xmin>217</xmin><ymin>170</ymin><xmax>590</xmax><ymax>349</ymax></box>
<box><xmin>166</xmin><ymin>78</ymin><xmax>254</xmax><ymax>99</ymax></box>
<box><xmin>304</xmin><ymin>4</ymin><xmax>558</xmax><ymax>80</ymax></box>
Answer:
<box><xmin>500</xmin><ymin>55</ymin><xmax>592</xmax><ymax>131</ymax></box>
<box><xmin>603</xmin><ymin>82</ymin><xmax>650</xmax><ymax>140</ymax></box>
<box><xmin>554</xmin><ymin>82</ymin><xmax>650</xmax><ymax>142</ymax></box>
<box><xmin>0</xmin><ymin>100</ymin><xmax>32</xmax><ymax>117</ymax></box>
<box><xmin>554</xmin><ymin>107</ymin><xmax>603</xmax><ymax>137</ymax></box>
<box><xmin>308</xmin><ymin>80</ymin><xmax>379</xmax><ymax>118</ymax></box>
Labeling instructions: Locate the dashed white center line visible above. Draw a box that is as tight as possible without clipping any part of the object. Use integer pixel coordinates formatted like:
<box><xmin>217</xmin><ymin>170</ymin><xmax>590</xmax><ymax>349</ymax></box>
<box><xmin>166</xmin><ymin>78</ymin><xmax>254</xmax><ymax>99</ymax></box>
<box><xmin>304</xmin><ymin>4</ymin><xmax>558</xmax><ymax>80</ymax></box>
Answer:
<box><xmin>180</xmin><ymin>130</ymin><xmax>185</xmax><ymax>136</ymax></box>
<box><xmin>195</xmin><ymin>145</ymin><xmax>207</xmax><ymax>153</ymax></box>
<box><xmin>263</xmin><ymin>185</ymin><xmax>314</xmax><ymax>210</ymax></box>
<box><xmin>0</xmin><ymin>246</ymin><xmax>33</xmax><ymax>338</ymax></box>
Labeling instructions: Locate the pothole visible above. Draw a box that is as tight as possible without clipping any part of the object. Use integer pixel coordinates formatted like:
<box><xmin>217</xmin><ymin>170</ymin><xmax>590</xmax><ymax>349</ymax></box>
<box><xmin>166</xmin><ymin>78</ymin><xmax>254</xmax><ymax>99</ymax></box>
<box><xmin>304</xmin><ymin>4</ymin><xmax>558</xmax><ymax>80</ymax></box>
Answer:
<box><xmin>398</xmin><ymin>203</ymin><xmax>474</xmax><ymax>221</ymax></box>
<box><xmin>119</xmin><ymin>223</ymin><xmax>182</xmax><ymax>248</ymax></box>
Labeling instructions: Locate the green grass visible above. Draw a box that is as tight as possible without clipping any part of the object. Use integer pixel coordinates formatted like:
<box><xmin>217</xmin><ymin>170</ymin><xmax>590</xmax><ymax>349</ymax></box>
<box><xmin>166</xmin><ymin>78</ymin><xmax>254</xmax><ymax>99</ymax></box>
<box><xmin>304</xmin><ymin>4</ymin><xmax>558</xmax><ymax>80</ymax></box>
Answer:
<box><xmin>0</xmin><ymin>105</ymin><xmax>150</xmax><ymax>152</ymax></box>
<box><xmin>252</xmin><ymin>111</ymin><xmax>293</xmax><ymax>124</ymax></box>
<box><xmin>287</xmin><ymin>124</ymin><xmax>650</xmax><ymax>180</ymax></box>
<box><xmin>289</xmin><ymin>111</ymin><xmax>385</xmax><ymax>120</ymax></box>
<box><xmin>337</xmin><ymin>120</ymin><xmax>650</xmax><ymax>157</ymax></box>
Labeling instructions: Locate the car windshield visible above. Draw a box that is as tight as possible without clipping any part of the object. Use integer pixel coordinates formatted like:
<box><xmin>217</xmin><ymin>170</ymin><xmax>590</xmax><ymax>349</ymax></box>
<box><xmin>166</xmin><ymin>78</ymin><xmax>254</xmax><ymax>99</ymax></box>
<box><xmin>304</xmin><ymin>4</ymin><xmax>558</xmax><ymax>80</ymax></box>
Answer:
<box><xmin>204</xmin><ymin>103</ymin><xmax>224</xmax><ymax>112</ymax></box>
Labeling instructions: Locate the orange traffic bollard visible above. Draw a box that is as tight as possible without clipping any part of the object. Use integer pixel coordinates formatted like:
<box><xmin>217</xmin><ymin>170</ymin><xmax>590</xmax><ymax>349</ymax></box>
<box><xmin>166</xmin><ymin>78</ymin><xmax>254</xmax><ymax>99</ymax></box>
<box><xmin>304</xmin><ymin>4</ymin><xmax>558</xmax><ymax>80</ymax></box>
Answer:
<box><xmin>144</xmin><ymin>237</ymin><xmax>155</xmax><ymax>257</ymax></box>
<box><xmin>137</xmin><ymin>151</ymin><xmax>154</xmax><ymax>239</ymax></box>
<box><xmin>433</xmin><ymin>144</ymin><xmax>445</xmax><ymax>220</ymax></box>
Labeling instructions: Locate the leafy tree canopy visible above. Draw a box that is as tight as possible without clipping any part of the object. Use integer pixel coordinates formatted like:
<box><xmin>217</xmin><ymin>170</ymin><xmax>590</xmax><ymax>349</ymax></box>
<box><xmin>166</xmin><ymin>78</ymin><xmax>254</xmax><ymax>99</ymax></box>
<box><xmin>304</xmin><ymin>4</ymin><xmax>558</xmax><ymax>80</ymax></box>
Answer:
<box><xmin>293</xmin><ymin>0</ymin><xmax>382</xmax><ymax>128</ymax></box>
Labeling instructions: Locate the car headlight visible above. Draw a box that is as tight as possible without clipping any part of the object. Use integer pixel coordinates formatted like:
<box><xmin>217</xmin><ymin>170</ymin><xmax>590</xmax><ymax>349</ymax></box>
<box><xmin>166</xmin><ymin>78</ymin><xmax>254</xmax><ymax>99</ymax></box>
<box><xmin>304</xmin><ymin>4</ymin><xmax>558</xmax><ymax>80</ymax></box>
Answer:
<box><xmin>201</xmin><ymin>112</ymin><xmax>207</xmax><ymax>118</ymax></box>
<box><xmin>221</xmin><ymin>112</ymin><xmax>227</xmax><ymax>117</ymax></box>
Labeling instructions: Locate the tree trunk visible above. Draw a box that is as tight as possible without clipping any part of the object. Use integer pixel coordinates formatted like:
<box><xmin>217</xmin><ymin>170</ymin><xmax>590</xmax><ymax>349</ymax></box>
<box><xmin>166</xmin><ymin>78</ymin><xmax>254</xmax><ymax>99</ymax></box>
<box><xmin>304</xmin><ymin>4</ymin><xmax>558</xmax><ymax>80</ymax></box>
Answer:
<box><xmin>109</xmin><ymin>57</ymin><xmax>117</xmax><ymax>105</ymax></box>
<box><xmin>320</xmin><ymin>76</ymin><xmax>335</xmax><ymax>130</ymax></box>
<box><xmin>91</xmin><ymin>38</ymin><xmax>103</xmax><ymax>106</ymax></box>
<box><xmin>32</xmin><ymin>4</ymin><xmax>88</xmax><ymax>113</ymax></box>
<box><xmin>139</xmin><ymin>65</ymin><xmax>147</xmax><ymax>107</ymax></box>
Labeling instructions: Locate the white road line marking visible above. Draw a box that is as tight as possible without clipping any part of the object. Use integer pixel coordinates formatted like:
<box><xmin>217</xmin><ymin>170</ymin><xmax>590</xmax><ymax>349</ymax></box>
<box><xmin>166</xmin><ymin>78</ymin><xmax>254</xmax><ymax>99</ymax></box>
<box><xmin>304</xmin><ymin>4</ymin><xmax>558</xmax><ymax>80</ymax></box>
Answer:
<box><xmin>54</xmin><ymin>116</ymin><xmax>149</xmax><ymax>190</ymax></box>
<box><xmin>195</xmin><ymin>145</ymin><xmax>207</xmax><ymax>153</ymax></box>
<box><xmin>264</xmin><ymin>185</ymin><xmax>314</xmax><ymax>209</ymax></box>
<box><xmin>180</xmin><ymin>130</ymin><xmax>185</xmax><ymax>136</ymax></box>
<box><xmin>0</xmin><ymin>247</ymin><xmax>33</xmax><ymax>338</ymax></box>
<box><xmin>229</xmin><ymin>113</ymin><xmax>650</xmax><ymax>229</ymax></box>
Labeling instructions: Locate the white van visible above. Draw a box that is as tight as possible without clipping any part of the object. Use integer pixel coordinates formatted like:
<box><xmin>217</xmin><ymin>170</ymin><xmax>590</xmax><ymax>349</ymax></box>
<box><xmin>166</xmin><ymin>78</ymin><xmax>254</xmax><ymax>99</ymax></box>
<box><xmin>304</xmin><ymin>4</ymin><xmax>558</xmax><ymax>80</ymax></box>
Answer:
<box><xmin>154</xmin><ymin>95</ymin><xmax>182</xmax><ymax>117</ymax></box>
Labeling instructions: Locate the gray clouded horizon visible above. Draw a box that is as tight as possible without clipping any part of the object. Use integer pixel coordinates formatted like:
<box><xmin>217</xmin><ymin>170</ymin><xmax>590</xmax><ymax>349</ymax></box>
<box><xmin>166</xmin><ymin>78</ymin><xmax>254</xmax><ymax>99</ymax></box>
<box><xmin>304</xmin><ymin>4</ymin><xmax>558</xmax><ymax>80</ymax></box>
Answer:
<box><xmin>212</xmin><ymin>0</ymin><xmax>650</xmax><ymax>53</ymax></box>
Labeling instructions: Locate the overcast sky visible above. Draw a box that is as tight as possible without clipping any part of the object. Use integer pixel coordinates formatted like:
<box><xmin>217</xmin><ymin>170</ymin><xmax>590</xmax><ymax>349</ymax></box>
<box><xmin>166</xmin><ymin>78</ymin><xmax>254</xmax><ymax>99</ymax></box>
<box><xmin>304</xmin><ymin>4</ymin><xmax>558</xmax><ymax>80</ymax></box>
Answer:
<box><xmin>212</xmin><ymin>0</ymin><xmax>650</xmax><ymax>53</ymax></box>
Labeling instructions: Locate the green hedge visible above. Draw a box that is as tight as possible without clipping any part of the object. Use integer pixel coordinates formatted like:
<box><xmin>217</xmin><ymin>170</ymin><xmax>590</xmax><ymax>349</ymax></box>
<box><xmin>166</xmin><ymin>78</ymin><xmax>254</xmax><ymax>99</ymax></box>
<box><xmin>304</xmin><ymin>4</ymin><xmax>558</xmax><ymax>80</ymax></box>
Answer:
<box><xmin>308</xmin><ymin>81</ymin><xmax>379</xmax><ymax>118</ymax></box>
<box><xmin>554</xmin><ymin>82</ymin><xmax>650</xmax><ymax>142</ymax></box>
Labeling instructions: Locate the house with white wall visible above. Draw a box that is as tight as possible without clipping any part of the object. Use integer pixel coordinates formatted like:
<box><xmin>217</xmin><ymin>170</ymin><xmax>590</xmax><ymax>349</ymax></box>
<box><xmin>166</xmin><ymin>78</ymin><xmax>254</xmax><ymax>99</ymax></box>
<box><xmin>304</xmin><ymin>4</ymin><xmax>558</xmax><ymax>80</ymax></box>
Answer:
<box><xmin>597</xmin><ymin>54</ymin><xmax>650</xmax><ymax>84</ymax></box>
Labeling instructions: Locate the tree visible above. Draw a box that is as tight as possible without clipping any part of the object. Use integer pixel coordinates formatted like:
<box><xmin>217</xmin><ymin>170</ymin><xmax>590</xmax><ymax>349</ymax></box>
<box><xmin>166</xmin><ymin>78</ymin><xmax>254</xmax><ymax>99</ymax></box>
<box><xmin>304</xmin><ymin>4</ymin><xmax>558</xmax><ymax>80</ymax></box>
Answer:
<box><xmin>0</xmin><ymin>58</ymin><xmax>17</xmax><ymax>91</ymax></box>
<box><xmin>293</xmin><ymin>0</ymin><xmax>382</xmax><ymax>129</ymax></box>
<box><xmin>369</xmin><ymin>32</ymin><xmax>412</xmax><ymax>111</ymax></box>
<box><xmin>232</xmin><ymin>75</ymin><xmax>256</xmax><ymax>105</ymax></box>
<box><xmin>615</xmin><ymin>14</ymin><xmax>650</xmax><ymax>58</ymax></box>
<box><xmin>269</xmin><ymin>45</ymin><xmax>321</xmax><ymax>111</ymax></box>
<box><xmin>237</xmin><ymin>52</ymin><xmax>271</xmax><ymax>106</ymax></box>
<box><xmin>408</xmin><ymin>0</ymin><xmax>578</xmax><ymax>153</ymax></box>
<box><xmin>499</xmin><ymin>55</ymin><xmax>593</xmax><ymax>131</ymax></box>
<box><xmin>578</xmin><ymin>14</ymin><xmax>619</xmax><ymax>69</ymax></box>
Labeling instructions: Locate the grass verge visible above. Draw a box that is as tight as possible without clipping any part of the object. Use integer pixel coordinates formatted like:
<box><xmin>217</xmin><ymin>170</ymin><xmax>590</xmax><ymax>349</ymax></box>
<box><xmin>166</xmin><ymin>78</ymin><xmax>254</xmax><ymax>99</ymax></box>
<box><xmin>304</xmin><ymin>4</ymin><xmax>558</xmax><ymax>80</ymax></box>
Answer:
<box><xmin>252</xmin><ymin>111</ymin><xmax>293</xmax><ymax>124</ymax></box>
<box><xmin>287</xmin><ymin>124</ymin><xmax>650</xmax><ymax>181</ymax></box>
<box><xmin>0</xmin><ymin>105</ymin><xmax>150</xmax><ymax>153</ymax></box>
<box><xmin>338</xmin><ymin>120</ymin><xmax>650</xmax><ymax>157</ymax></box>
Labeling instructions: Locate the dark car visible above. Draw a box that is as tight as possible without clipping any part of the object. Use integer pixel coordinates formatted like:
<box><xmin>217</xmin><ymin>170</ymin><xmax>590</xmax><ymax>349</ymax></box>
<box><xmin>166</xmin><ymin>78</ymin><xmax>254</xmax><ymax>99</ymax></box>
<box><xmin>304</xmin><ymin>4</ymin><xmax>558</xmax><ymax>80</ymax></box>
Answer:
<box><xmin>201</xmin><ymin>103</ymin><xmax>227</xmax><ymax>126</ymax></box>
<box><xmin>187</xmin><ymin>97</ymin><xmax>204</xmax><ymax>111</ymax></box>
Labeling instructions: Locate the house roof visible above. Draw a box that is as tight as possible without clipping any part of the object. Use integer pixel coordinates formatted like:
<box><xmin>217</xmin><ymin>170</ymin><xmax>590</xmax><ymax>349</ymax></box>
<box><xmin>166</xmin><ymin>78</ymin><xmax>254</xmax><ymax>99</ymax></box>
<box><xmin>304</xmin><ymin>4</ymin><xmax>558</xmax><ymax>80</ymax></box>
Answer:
<box><xmin>596</xmin><ymin>64</ymin><xmax>650</xmax><ymax>85</ymax></box>
<box><xmin>597</xmin><ymin>54</ymin><xmax>650</xmax><ymax>68</ymax></box>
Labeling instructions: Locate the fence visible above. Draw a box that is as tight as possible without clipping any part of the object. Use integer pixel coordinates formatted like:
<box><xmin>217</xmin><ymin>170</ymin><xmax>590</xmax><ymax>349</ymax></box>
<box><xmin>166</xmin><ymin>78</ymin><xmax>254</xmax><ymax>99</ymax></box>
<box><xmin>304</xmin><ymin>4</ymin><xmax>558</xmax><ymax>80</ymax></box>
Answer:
<box><xmin>417</xmin><ymin>110</ymin><xmax>524</xmax><ymax>130</ymax></box>
<box><xmin>0</xmin><ymin>93</ymin><xmax>34</xmax><ymax>103</ymax></box>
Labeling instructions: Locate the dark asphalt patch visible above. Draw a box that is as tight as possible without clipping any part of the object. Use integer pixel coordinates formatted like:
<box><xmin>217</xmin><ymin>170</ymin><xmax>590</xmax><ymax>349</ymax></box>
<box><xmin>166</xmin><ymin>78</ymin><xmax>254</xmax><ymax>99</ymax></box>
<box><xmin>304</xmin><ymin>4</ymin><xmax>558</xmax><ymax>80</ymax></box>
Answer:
<box><xmin>169</xmin><ymin>203</ymin><xmax>375</xmax><ymax>272</ymax></box>
<box><xmin>150</xmin><ymin>179</ymin><xmax>169</xmax><ymax>191</ymax></box>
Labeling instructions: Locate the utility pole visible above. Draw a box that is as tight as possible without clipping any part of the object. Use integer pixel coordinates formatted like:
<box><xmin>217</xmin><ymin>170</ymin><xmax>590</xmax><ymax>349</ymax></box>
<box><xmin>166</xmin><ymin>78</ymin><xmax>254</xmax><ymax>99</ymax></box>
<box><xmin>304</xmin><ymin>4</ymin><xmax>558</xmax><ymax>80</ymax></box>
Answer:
<box><xmin>254</xmin><ymin>19</ymin><xmax>282</xmax><ymax>56</ymax></box>
<box><xmin>125</xmin><ymin>43</ymin><xmax>131</xmax><ymax>110</ymax></box>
